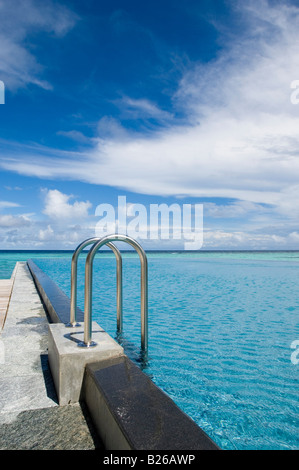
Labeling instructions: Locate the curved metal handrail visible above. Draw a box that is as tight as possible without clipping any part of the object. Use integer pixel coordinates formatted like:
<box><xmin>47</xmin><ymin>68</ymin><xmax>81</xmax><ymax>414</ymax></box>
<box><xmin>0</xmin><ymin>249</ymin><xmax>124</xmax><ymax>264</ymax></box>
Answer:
<box><xmin>81</xmin><ymin>234</ymin><xmax>148</xmax><ymax>352</ymax></box>
<box><xmin>67</xmin><ymin>237</ymin><xmax>123</xmax><ymax>332</ymax></box>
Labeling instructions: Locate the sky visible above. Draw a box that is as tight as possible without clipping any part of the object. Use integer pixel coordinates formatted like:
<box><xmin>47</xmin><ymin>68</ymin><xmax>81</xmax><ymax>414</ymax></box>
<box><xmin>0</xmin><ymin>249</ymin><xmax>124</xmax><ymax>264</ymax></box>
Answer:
<box><xmin>1</xmin><ymin>0</ymin><xmax>299</xmax><ymax>250</ymax></box>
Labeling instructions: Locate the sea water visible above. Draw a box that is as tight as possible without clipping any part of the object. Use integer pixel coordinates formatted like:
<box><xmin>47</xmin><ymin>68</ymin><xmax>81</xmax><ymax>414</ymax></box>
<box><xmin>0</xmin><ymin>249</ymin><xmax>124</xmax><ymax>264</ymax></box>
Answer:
<box><xmin>1</xmin><ymin>250</ymin><xmax>299</xmax><ymax>450</ymax></box>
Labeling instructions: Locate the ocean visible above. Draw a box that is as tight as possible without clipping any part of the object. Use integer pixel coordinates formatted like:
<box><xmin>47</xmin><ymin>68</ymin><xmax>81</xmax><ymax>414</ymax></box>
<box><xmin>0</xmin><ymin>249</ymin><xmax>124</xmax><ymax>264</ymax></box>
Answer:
<box><xmin>1</xmin><ymin>249</ymin><xmax>299</xmax><ymax>450</ymax></box>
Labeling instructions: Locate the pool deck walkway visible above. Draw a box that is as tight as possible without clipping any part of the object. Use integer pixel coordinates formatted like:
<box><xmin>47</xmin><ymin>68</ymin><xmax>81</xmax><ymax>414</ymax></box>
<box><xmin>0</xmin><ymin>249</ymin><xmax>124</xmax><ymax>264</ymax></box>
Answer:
<box><xmin>0</xmin><ymin>262</ymin><xmax>103</xmax><ymax>450</ymax></box>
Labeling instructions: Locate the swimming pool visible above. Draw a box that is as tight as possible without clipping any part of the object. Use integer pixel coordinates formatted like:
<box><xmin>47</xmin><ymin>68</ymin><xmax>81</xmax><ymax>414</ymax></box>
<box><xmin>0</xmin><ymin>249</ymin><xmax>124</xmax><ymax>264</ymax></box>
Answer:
<box><xmin>2</xmin><ymin>250</ymin><xmax>299</xmax><ymax>449</ymax></box>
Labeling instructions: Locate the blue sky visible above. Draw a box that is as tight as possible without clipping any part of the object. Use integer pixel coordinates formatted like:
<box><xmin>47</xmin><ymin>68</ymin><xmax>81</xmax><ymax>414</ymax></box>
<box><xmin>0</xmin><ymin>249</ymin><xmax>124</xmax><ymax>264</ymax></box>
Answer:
<box><xmin>1</xmin><ymin>0</ymin><xmax>299</xmax><ymax>250</ymax></box>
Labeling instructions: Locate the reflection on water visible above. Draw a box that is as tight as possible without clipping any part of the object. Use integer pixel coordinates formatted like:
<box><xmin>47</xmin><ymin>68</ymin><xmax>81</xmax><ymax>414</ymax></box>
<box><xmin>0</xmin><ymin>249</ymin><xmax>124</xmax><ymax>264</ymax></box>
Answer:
<box><xmin>115</xmin><ymin>331</ymin><xmax>149</xmax><ymax>371</ymax></box>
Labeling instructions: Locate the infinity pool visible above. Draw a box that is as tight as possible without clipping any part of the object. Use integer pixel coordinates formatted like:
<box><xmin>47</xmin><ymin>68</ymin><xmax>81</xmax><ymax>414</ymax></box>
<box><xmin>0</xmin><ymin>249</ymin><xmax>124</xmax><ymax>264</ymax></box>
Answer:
<box><xmin>2</xmin><ymin>250</ymin><xmax>299</xmax><ymax>449</ymax></box>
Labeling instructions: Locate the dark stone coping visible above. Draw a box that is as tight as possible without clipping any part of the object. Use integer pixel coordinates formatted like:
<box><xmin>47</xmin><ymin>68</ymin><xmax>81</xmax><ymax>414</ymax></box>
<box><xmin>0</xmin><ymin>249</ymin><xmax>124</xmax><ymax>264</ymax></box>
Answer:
<box><xmin>84</xmin><ymin>357</ymin><xmax>220</xmax><ymax>450</ymax></box>
<box><xmin>27</xmin><ymin>259</ymin><xmax>84</xmax><ymax>325</ymax></box>
<box><xmin>26</xmin><ymin>259</ymin><xmax>220</xmax><ymax>451</ymax></box>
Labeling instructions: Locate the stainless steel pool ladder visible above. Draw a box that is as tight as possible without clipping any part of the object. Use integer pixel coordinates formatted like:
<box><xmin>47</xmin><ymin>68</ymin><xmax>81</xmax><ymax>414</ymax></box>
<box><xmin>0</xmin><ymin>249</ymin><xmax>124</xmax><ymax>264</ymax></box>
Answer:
<box><xmin>68</xmin><ymin>234</ymin><xmax>148</xmax><ymax>352</ymax></box>
<box><xmin>67</xmin><ymin>237</ymin><xmax>123</xmax><ymax>331</ymax></box>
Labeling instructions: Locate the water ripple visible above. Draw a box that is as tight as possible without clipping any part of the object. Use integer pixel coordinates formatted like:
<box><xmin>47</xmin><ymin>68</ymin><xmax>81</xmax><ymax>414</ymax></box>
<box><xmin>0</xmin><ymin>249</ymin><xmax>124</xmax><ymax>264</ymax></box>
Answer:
<box><xmin>34</xmin><ymin>254</ymin><xmax>299</xmax><ymax>450</ymax></box>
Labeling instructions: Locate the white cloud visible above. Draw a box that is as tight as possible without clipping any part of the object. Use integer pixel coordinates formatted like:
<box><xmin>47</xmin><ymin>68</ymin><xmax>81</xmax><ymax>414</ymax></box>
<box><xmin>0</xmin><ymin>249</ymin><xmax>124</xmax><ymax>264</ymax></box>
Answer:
<box><xmin>2</xmin><ymin>0</ymin><xmax>299</xmax><ymax>251</ymax></box>
<box><xmin>2</xmin><ymin>1</ymin><xmax>299</xmax><ymax>209</ymax></box>
<box><xmin>203</xmin><ymin>201</ymin><xmax>276</xmax><ymax>222</ymax></box>
<box><xmin>96</xmin><ymin>117</ymin><xmax>129</xmax><ymax>140</ymax></box>
<box><xmin>0</xmin><ymin>201</ymin><xmax>20</xmax><ymax>210</ymax></box>
<box><xmin>203</xmin><ymin>229</ymin><xmax>290</xmax><ymax>250</ymax></box>
<box><xmin>57</xmin><ymin>130</ymin><xmax>91</xmax><ymax>144</ymax></box>
<box><xmin>0</xmin><ymin>200</ymin><xmax>32</xmax><ymax>229</ymax></box>
<box><xmin>38</xmin><ymin>224</ymin><xmax>54</xmax><ymax>241</ymax></box>
<box><xmin>115</xmin><ymin>96</ymin><xmax>174</xmax><ymax>121</ymax></box>
<box><xmin>42</xmin><ymin>189</ymin><xmax>92</xmax><ymax>221</ymax></box>
<box><xmin>0</xmin><ymin>0</ymin><xmax>78</xmax><ymax>90</ymax></box>
<box><xmin>38</xmin><ymin>222</ymin><xmax>93</xmax><ymax>247</ymax></box>
<box><xmin>0</xmin><ymin>214</ymin><xmax>31</xmax><ymax>228</ymax></box>
<box><xmin>4</xmin><ymin>186</ymin><xmax>22</xmax><ymax>191</ymax></box>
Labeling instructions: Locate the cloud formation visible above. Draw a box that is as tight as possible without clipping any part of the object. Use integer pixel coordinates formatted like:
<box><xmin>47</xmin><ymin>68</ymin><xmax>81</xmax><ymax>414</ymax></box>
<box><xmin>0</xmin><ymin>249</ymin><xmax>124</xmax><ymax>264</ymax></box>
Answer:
<box><xmin>0</xmin><ymin>190</ymin><xmax>94</xmax><ymax>249</ymax></box>
<box><xmin>1</xmin><ymin>1</ymin><xmax>299</xmax><ymax>249</ymax></box>
<box><xmin>42</xmin><ymin>189</ymin><xmax>91</xmax><ymax>220</ymax></box>
<box><xmin>2</xmin><ymin>1</ymin><xmax>299</xmax><ymax>209</ymax></box>
<box><xmin>0</xmin><ymin>0</ymin><xmax>77</xmax><ymax>90</ymax></box>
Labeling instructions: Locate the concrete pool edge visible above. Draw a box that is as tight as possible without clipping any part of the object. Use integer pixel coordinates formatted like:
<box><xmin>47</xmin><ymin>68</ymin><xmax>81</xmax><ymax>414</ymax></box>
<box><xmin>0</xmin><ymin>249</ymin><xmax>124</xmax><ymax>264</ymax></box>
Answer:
<box><xmin>83</xmin><ymin>357</ymin><xmax>220</xmax><ymax>450</ymax></box>
<box><xmin>27</xmin><ymin>259</ymin><xmax>84</xmax><ymax>325</ymax></box>
<box><xmin>27</xmin><ymin>259</ymin><xmax>220</xmax><ymax>451</ymax></box>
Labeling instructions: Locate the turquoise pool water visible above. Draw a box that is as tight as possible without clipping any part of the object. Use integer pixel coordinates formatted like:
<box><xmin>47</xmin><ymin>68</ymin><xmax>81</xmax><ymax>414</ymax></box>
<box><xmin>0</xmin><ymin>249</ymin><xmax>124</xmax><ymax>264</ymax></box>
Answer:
<box><xmin>1</xmin><ymin>250</ymin><xmax>299</xmax><ymax>450</ymax></box>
